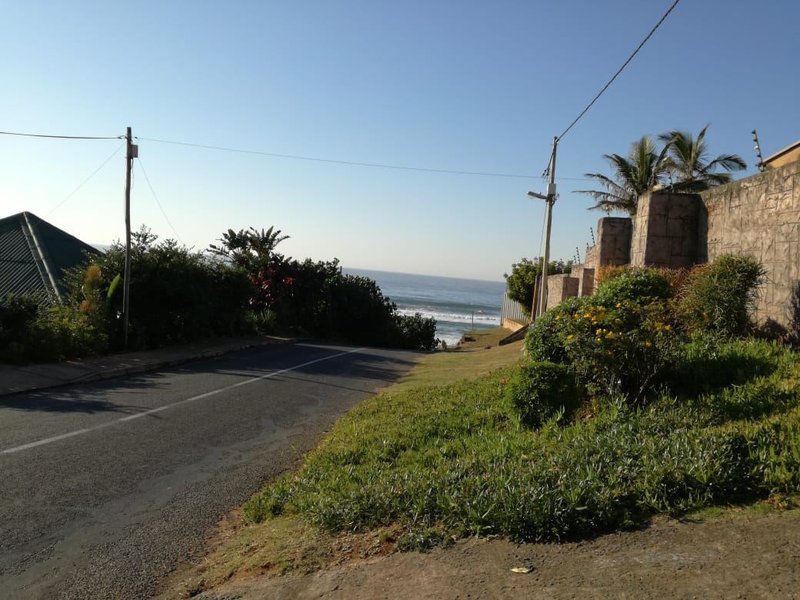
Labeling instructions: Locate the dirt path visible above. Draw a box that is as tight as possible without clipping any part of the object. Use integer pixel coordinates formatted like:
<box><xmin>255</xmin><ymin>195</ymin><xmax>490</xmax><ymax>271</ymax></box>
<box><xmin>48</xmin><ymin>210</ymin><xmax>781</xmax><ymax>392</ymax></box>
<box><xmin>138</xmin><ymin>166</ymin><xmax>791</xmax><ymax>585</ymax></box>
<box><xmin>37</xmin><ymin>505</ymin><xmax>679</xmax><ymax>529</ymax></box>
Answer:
<box><xmin>195</xmin><ymin>512</ymin><xmax>800</xmax><ymax>599</ymax></box>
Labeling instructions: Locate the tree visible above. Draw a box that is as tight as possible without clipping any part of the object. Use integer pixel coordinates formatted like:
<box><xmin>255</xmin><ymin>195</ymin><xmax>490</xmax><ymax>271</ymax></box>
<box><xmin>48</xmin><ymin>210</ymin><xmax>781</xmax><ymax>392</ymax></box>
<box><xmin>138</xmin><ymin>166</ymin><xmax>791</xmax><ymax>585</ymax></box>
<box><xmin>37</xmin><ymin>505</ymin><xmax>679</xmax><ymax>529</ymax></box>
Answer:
<box><xmin>505</xmin><ymin>258</ymin><xmax>572</xmax><ymax>315</ymax></box>
<box><xmin>574</xmin><ymin>136</ymin><xmax>671</xmax><ymax>216</ymax></box>
<box><xmin>658</xmin><ymin>125</ymin><xmax>746</xmax><ymax>192</ymax></box>
<box><xmin>208</xmin><ymin>226</ymin><xmax>289</xmax><ymax>272</ymax></box>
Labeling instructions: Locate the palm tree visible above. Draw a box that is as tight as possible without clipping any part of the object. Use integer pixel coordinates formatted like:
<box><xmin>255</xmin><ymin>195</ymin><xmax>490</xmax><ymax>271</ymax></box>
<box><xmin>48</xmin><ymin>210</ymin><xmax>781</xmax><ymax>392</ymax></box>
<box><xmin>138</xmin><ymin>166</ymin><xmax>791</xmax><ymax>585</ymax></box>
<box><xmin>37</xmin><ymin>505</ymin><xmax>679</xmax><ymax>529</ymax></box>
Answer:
<box><xmin>209</xmin><ymin>226</ymin><xmax>290</xmax><ymax>271</ymax></box>
<box><xmin>574</xmin><ymin>136</ymin><xmax>671</xmax><ymax>216</ymax></box>
<box><xmin>658</xmin><ymin>125</ymin><xmax>746</xmax><ymax>192</ymax></box>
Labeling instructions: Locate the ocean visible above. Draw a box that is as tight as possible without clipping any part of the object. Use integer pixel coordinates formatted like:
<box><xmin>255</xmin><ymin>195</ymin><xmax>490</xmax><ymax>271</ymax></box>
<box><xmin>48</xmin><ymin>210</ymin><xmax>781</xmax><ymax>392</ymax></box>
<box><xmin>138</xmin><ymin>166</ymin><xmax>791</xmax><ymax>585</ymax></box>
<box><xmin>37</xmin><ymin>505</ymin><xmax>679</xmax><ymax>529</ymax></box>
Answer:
<box><xmin>344</xmin><ymin>268</ymin><xmax>506</xmax><ymax>346</ymax></box>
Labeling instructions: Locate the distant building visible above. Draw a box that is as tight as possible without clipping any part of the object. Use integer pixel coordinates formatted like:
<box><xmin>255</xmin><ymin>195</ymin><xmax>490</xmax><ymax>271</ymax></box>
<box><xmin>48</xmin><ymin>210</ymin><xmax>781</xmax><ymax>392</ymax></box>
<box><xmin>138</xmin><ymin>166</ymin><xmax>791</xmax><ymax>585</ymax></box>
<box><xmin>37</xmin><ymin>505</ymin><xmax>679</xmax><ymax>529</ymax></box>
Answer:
<box><xmin>763</xmin><ymin>139</ymin><xmax>800</xmax><ymax>170</ymax></box>
<box><xmin>0</xmin><ymin>212</ymin><xmax>99</xmax><ymax>303</ymax></box>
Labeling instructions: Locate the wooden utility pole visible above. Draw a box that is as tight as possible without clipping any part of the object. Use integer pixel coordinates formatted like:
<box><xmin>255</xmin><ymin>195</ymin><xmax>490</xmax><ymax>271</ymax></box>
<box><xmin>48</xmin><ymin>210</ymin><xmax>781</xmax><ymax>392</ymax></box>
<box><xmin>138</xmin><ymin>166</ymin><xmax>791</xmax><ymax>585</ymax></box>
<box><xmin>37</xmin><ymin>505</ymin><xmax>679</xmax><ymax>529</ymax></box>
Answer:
<box><xmin>122</xmin><ymin>126</ymin><xmax>137</xmax><ymax>346</ymax></box>
<box><xmin>536</xmin><ymin>137</ymin><xmax>558</xmax><ymax>318</ymax></box>
<box><xmin>527</xmin><ymin>136</ymin><xmax>559</xmax><ymax>319</ymax></box>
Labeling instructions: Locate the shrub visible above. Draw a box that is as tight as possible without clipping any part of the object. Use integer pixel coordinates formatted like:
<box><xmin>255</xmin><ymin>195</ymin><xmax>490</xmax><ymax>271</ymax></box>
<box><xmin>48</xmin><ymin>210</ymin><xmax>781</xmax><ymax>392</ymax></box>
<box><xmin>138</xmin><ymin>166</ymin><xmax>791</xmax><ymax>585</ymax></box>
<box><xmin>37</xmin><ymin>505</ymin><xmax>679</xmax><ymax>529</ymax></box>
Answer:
<box><xmin>524</xmin><ymin>297</ymin><xmax>590</xmax><ymax>363</ymax></box>
<box><xmin>678</xmin><ymin>254</ymin><xmax>766</xmax><ymax>337</ymax></box>
<box><xmin>525</xmin><ymin>297</ymin><xmax>682</xmax><ymax>403</ymax></box>
<box><xmin>28</xmin><ymin>304</ymin><xmax>107</xmax><ymax>361</ymax></box>
<box><xmin>559</xmin><ymin>300</ymin><xmax>682</xmax><ymax>403</ymax></box>
<box><xmin>505</xmin><ymin>257</ymin><xmax>572</xmax><ymax>316</ymax></box>
<box><xmin>593</xmin><ymin>268</ymin><xmax>671</xmax><ymax>305</ymax></box>
<box><xmin>506</xmin><ymin>361</ymin><xmax>580</xmax><ymax>428</ymax></box>
<box><xmin>63</xmin><ymin>229</ymin><xmax>254</xmax><ymax>349</ymax></box>
<box><xmin>0</xmin><ymin>296</ymin><xmax>107</xmax><ymax>363</ymax></box>
<box><xmin>391</xmin><ymin>313</ymin><xmax>438</xmax><ymax>351</ymax></box>
<box><xmin>0</xmin><ymin>295</ymin><xmax>40</xmax><ymax>362</ymax></box>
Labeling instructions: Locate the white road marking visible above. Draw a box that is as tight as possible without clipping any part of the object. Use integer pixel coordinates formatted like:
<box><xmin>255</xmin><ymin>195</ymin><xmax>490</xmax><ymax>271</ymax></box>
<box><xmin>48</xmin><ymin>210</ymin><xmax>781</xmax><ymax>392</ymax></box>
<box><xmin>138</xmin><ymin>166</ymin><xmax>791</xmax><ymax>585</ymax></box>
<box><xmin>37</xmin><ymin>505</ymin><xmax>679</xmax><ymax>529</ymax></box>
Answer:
<box><xmin>1</xmin><ymin>347</ymin><xmax>364</xmax><ymax>455</ymax></box>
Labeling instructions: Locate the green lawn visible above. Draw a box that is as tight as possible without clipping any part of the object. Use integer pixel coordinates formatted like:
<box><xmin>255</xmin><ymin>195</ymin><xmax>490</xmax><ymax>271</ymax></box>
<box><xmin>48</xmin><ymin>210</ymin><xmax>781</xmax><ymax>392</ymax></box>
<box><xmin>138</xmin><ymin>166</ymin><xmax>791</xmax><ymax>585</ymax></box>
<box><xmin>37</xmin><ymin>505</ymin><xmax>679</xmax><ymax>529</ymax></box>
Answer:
<box><xmin>245</xmin><ymin>337</ymin><xmax>800</xmax><ymax>548</ymax></box>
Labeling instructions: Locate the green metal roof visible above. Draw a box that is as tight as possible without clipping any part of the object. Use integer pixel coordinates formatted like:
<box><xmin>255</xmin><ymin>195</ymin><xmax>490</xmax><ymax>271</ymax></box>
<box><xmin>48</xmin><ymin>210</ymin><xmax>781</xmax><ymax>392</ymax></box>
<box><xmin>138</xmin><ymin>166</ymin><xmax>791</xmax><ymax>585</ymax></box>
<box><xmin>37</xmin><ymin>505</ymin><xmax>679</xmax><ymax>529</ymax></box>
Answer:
<box><xmin>0</xmin><ymin>212</ymin><xmax>99</xmax><ymax>303</ymax></box>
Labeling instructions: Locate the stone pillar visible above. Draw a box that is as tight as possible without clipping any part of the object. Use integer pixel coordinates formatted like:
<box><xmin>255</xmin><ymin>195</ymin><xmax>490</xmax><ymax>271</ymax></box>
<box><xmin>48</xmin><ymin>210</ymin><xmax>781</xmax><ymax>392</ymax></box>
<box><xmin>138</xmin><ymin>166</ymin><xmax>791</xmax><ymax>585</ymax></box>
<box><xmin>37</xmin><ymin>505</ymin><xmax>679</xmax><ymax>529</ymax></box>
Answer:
<box><xmin>630</xmin><ymin>191</ymin><xmax>702</xmax><ymax>268</ymax></box>
<box><xmin>595</xmin><ymin>217</ymin><xmax>633</xmax><ymax>267</ymax></box>
<box><xmin>546</xmin><ymin>274</ymin><xmax>579</xmax><ymax>310</ymax></box>
<box><xmin>571</xmin><ymin>265</ymin><xmax>596</xmax><ymax>297</ymax></box>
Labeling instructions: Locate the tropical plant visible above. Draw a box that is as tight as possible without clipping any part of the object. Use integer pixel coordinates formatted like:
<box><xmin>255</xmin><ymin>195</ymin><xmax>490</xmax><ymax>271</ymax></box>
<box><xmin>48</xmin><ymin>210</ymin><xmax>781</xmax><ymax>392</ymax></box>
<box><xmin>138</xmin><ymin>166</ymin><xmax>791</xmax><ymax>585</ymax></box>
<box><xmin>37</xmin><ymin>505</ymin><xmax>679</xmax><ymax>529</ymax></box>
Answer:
<box><xmin>574</xmin><ymin>136</ymin><xmax>671</xmax><ymax>215</ymax></box>
<box><xmin>659</xmin><ymin>125</ymin><xmax>746</xmax><ymax>192</ymax></box>
<box><xmin>208</xmin><ymin>226</ymin><xmax>289</xmax><ymax>272</ymax></box>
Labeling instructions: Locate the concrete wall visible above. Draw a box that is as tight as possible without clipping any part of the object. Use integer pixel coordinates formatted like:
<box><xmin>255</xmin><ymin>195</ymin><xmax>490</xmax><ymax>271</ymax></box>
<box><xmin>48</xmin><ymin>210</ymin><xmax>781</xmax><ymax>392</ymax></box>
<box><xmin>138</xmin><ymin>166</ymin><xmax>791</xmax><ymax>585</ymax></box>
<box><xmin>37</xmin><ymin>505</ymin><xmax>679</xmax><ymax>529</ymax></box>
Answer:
<box><xmin>630</xmin><ymin>192</ymin><xmax>702</xmax><ymax>268</ymax></box>
<box><xmin>546</xmin><ymin>274</ymin><xmax>578</xmax><ymax>310</ymax></box>
<box><xmin>700</xmin><ymin>160</ymin><xmax>800</xmax><ymax>324</ymax></box>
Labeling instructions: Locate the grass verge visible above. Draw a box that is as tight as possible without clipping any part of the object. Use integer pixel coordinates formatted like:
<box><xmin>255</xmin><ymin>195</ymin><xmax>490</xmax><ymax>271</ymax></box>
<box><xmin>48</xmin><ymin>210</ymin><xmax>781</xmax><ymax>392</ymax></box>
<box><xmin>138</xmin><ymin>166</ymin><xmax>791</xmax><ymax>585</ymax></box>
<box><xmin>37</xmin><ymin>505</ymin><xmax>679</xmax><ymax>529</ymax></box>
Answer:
<box><xmin>168</xmin><ymin>331</ymin><xmax>800</xmax><ymax>597</ymax></box>
<box><xmin>166</xmin><ymin>327</ymin><xmax>524</xmax><ymax>597</ymax></box>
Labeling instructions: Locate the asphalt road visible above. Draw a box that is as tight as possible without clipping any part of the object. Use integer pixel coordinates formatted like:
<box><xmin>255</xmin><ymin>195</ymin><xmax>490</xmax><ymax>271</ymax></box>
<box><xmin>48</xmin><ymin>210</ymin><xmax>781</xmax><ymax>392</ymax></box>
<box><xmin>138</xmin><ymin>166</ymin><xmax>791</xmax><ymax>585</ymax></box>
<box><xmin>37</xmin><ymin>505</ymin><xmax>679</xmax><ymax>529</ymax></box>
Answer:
<box><xmin>0</xmin><ymin>342</ymin><xmax>417</xmax><ymax>599</ymax></box>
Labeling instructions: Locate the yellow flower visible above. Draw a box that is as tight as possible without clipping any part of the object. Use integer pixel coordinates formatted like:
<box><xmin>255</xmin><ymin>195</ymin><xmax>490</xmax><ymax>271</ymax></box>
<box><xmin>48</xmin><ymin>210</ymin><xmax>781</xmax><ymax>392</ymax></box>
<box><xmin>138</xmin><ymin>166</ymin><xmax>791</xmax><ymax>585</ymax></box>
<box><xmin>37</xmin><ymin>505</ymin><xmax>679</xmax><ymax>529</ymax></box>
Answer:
<box><xmin>644</xmin><ymin>341</ymin><xmax>653</xmax><ymax>347</ymax></box>
<box><xmin>583</xmin><ymin>313</ymin><xmax>591</xmax><ymax>319</ymax></box>
<box><xmin>615</xmin><ymin>303</ymin><xmax>621</xmax><ymax>308</ymax></box>
<box><xmin>566</xmin><ymin>334</ymin><xmax>574</xmax><ymax>342</ymax></box>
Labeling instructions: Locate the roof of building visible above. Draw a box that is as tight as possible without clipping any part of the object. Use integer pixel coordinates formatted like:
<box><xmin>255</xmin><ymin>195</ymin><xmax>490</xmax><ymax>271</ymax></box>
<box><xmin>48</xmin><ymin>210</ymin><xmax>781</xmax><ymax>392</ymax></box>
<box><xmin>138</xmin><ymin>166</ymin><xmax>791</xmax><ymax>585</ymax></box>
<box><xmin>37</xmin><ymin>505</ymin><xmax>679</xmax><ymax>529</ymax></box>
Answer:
<box><xmin>763</xmin><ymin>139</ymin><xmax>800</xmax><ymax>167</ymax></box>
<box><xmin>0</xmin><ymin>212</ymin><xmax>99</xmax><ymax>303</ymax></box>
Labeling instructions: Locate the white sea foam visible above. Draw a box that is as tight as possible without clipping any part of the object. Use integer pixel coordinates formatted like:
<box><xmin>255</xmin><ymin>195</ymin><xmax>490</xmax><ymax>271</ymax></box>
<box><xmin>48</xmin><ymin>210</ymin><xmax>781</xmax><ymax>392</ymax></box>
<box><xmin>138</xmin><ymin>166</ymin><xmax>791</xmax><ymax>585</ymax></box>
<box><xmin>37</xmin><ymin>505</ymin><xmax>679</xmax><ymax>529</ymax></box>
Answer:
<box><xmin>397</xmin><ymin>308</ymin><xmax>501</xmax><ymax>326</ymax></box>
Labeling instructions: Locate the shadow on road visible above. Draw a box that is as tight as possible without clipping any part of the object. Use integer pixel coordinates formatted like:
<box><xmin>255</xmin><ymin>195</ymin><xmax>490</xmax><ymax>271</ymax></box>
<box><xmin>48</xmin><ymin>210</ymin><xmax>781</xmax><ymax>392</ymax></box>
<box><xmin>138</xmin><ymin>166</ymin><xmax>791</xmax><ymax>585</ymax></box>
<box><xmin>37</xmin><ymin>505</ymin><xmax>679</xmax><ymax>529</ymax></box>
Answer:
<box><xmin>0</xmin><ymin>344</ymin><xmax>418</xmax><ymax>413</ymax></box>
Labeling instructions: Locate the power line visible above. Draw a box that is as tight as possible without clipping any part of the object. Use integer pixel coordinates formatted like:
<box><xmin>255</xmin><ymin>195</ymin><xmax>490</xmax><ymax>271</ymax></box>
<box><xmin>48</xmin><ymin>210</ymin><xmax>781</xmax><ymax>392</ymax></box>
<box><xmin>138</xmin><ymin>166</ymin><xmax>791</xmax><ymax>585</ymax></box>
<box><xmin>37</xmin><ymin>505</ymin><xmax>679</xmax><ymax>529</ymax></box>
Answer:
<box><xmin>136</xmin><ymin>135</ymin><xmax>592</xmax><ymax>181</ymax></box>
<box><xmin>136</xmin><ymin>157</ymin><xmax>182</xmax><ymax>242</ymax></box>
<box><xmin>47</xmin><ymin>143</ymin><xmax>125</xmax><ymax>216</ymax></box>
<box><xmin>0</xmin><ymin>130</ymin><xmax>124</xmax><ymax>140</ymax></box>
<box><xmin>555</xmin><ymin>0</ymin><xmax>681</xmax><ymax>143</ymax></box>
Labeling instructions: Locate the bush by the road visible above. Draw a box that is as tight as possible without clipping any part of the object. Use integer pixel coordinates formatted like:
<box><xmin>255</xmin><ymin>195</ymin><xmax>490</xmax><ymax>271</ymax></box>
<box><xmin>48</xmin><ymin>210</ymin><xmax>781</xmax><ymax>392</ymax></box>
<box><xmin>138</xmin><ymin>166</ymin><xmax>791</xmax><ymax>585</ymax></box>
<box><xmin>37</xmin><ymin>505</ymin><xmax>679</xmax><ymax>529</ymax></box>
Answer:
<box><xmin>0</xmin><ymin>295</ymin><xmax>107</xmax><ymax>363</ymax></box>
<box><xmin>64</xmin><ymin>228</ymin><xmax>254</xmax><ymax>350</ymax></box>
<box><xmin>678</xmin><ymin>254</ymin><xmax>766</xmax><ymax>337</ymax></box>
<box><xmin>506</xmin><ymin>361</ymin><xmax>580</xmax><ymax>428</ymax></box>
<box><xmin>504</xmin><ymin>257</ymin><xmax>572</xmax><ymax>316</ymax></box>
<box><xmin>210</xmin><ymin>230</ymin><xmax>437</xmax><ymax>351</ymax></box>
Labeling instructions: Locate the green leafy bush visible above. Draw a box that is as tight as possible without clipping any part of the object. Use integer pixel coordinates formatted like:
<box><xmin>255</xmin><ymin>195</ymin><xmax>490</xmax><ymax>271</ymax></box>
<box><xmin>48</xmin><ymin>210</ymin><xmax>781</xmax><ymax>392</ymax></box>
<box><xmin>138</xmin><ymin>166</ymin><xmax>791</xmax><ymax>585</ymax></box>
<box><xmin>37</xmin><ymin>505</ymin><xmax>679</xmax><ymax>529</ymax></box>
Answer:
<box><xmin>63</xmin><ymin>229</ymin><xmax>254</xmax><ymax>350</ymax></box>
<box><xmin>679</xmin><ymin>254</ymin><xmax>766</xmax><ymax>337</ymax></box>
<box><xmin>504</xmin><ymin>257</ymin><xmax>572</xmax><ymax>316</ymax></box>
<box><xmin>558</xmin><ymin>300</ymin><xmax>682</xmax><ymax>403</ymax></box>
<box><xmin>525</xmin><ymin>298</ymin><xmax>681</xmax><ymax>403</ymax></box>
<box><xmin>210</xmin><ymin>229</ymin><xmax>437</xmax><ymax>350</ymax></box>
<box><xmin>391</xmin><ymin>313</ymin><xmax>438</xmax><ymax>351</ymax></box>
<box><xmin>506</xmin><ymin>361</ymin><xmax>580</xmax><ymax>428</ymax></box>
<box><xmin>0</xmin><ymin>295</ymin><xmax>40</xmax><ymax>362</ymax></box>
<box><xmin>0</xmin><ymin>296</ymin><xmax>107</xmax><ymax>363</ymax></box>
<box><xmin>524</xmin><ymin>297</ymin><xmax>589</xmax><ymax>363</ymax></box>
<box><xmin>593</xmin><ymin>268</ymin><xmax>671</xmax><ymax>305</ymax></box>
<box><xmin>29</xmin><ymin>305</ymin><xmax>108</xmax><ymax>361</ymax></box>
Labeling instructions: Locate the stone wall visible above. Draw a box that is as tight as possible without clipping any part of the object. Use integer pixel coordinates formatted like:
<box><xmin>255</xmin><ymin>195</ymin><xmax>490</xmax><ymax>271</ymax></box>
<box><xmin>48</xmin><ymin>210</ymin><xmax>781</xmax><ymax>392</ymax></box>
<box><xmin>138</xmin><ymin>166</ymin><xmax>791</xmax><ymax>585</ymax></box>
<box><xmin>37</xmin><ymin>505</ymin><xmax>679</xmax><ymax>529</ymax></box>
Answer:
<box><xmin>700</xmin><ymin>160</ymin><xmax>800</xmax><ymax>324</ymax></box>
<box><xmin>539</xmin><ymin>159</ymin><xmax>800</xmax><ymax>327</ymax></box>
<box><xmin>546</xmin><ymin>274</ymin><xmax>579</xmax><ymax>310</ymax></box>
<box><xmin>630</xmin><ymin>192</ymin><xmax>702</xmax><ymax>268</ymax></box>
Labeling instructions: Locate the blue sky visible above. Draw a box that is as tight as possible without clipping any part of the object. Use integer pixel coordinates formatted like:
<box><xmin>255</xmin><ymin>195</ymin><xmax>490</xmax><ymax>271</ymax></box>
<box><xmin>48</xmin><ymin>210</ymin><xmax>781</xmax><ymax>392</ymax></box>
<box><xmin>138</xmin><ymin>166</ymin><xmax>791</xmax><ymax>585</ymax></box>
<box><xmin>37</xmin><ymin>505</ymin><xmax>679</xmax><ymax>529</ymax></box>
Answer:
<box><xmin>1</xmin><ymin>0</ymin><xmax>798</xmax><ymax>281</ymax></box>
